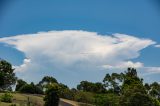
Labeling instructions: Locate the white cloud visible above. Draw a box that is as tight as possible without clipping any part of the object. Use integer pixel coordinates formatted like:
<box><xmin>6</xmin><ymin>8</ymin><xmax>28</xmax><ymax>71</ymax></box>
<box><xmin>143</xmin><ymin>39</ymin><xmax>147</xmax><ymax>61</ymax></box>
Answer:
<box><xmin>0</xmin><ymin>30</ymin><xmax>158</xmax><ymax>86</ymax></box>
<box><xmin>145</xmin><ymin>67</ymin><xmax>160</xmax><ymax>73</ymax></box>
<box><xmin>154</xmin><ymin>44</ymin><xmax>160</xmax><ymax>48</ymax></box>
<box><xmin>13</xmin><ymin>58</ymin><xmax>31</xmax><ymax>72</ymax></box>
<box><xmin>103</xmin><ymin>61</ymin><xmax>144</xmax><ymax>69</ymax></box>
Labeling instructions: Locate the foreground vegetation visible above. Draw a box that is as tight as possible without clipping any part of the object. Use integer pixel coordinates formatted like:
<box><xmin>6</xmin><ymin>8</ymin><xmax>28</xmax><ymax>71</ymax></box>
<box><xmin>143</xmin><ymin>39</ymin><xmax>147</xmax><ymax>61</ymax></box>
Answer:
<box><xmin>1</xmin><ymin>59</ymin><xmax>160</xmax><ymax>106</ymax></box>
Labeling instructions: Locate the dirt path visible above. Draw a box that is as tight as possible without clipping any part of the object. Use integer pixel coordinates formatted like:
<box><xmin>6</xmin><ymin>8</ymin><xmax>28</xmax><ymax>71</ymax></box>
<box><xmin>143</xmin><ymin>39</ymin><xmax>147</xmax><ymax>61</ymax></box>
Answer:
<box><xmin>59</xmin><ymin>99</ymin><xmax>78</xmax><ymax>106</ymax></box>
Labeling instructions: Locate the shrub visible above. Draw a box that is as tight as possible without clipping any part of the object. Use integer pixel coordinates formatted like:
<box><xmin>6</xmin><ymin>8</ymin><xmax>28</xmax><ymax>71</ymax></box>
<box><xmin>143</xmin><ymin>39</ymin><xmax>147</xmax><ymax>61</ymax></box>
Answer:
<box><xmin>74</xmin><ymin>91</ymin><xmax>95</xmax><ymax>104</ymax></box>
<box><xmin>94</xmin><ymin>94</ymin><xmax>120</xmax><ymax>106</ymax></box>
<box><xmin>0</xmin><ymin>93</ymin><xmax>13</xmax><ymax>103</ymax></box>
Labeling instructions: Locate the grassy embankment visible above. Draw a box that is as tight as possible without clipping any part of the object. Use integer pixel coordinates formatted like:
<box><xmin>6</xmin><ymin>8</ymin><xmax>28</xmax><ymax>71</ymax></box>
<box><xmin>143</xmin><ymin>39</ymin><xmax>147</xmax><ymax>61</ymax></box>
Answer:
<box><xmin>0</xmin><ymin>93</ymin><xmax>44</xmax><ymax>106</ymax></box>
<box><xmin>0</xmin><ymin>93</ymin><xmax>94</xmax><ymax>106</ymax></box>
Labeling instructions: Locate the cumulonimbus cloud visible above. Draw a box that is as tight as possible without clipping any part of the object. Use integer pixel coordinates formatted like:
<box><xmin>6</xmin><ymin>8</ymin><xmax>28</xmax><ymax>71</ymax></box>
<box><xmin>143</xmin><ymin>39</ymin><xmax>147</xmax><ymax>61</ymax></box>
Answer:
<box><xmin>0</xmin><ymin>30</ymin><xmax>159</xmax><ymax>86</ymax></box>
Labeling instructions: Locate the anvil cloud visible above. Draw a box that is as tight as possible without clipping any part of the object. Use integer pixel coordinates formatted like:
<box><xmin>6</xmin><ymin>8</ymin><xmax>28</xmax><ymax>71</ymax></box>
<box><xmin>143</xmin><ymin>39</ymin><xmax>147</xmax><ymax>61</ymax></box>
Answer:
<box><xmin>0</xmin><ymin>30</ymin><xmax>158</xmax><ymax>86</ymax></box>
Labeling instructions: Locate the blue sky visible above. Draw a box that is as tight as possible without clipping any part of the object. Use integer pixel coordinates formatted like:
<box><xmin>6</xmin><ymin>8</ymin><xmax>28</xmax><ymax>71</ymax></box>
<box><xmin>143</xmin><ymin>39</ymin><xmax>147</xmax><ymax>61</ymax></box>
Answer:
<box><xmin>0</xmin><ymin>0</ymin><xmax>160</xmax><ymax>87</ymax></box>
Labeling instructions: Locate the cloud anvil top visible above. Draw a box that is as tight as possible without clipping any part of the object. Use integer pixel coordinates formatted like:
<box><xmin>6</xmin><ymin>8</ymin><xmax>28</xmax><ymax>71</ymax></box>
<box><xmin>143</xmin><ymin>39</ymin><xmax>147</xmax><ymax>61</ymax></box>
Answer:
<box><xmin>0</xmin><ymin>30</ymin><xmax>159</xmax><ymax>87</ymax></box>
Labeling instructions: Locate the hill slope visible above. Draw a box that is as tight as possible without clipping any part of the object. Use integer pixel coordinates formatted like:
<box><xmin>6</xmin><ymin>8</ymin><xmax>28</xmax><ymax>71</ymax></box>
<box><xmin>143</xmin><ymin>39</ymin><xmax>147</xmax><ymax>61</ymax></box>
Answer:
<box><xmin>0</xmin><ymin>93</ymin><xmax>93</xmax><ymax>106</ymax></box>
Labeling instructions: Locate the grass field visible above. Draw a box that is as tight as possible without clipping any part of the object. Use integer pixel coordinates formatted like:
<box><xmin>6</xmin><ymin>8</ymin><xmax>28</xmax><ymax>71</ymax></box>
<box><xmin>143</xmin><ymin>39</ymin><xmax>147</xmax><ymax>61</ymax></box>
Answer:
<box><xmin>0</xmin><ymin>93</ymin><xmax>44</xmax><ymax>106</ymax></box>
<box><xmin>0</xmin><ymin>93</ymin><xmax>94</xmax><ymax>106</ymax></box>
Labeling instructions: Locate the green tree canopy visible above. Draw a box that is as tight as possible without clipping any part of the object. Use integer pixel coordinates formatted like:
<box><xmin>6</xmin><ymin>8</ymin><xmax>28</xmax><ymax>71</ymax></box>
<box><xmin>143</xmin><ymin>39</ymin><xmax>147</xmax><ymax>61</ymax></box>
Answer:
<box><xmin>44</xmin><ymin>83</ymin><xmax>60</xmax><ymax>106</ymax></box>
<box><xmin>15</xmin><ymin>79</ymin><xmax>27</xmax><ymax>91</ymax></box>
<box><xmin>103</xmin><ymin>72</ymin><xmax>123</xmax><ymax>94</ymax></box>
<box><xmin>18</xmin><ymin>82</ymin><xmax>43</xmax><ymax>94</ymax></box>
<box><xmin>0</xmin><ymin>59</ymin><xmax>17</xmax><ymax>91</ymax></box>
<box><xmin>77</xmin><ymin>81</ymin><xmax>105</xmax><ymax>93</ymax></box>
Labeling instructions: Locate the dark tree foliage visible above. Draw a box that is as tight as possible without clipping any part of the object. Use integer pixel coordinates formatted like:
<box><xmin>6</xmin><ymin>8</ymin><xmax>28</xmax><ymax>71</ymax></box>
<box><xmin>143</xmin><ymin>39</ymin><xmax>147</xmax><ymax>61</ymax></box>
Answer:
<box><xmin>58</xmin><ymin>83</ymin><xmax>74</xmax><ymax>99</ymax></box>
<box><xmin>39</xmin><ymin>76</ymin><xmax>58</xmax><ymax>85</ymax></box>
<box><xmin>95</xmin><ymin>93</ymin><xmax>119</xmax><ymax>106</ymax></box>
<box><xmin>19</xmin><ymin>84</ymin><xmax>35</xmax><ymax>94</ymax></box>
<box><xmin>44</xmin><ymin>83</ymin><xmax>60</xmax><ymax>106</ymax></box>
<box><xmin>18</xmin><ymin>82</ymin><xmax>43</xmax><ymax>94</ymax></box>
<box><xmin>77</xmin><ymin>81</ymin><xmax>105</xmax><ymax>93</ymax></box>
<box><xmin>148</xmin><ymin>82</ymin><xmax>160</xmax><ymax>99</ymax></box>
<box><xmin>15</xmin><ymin>79</ymin><xmax>27</xmax><ymax>91</ymax></box>
<box><xmin>74</xmin><ymin>91</ymin><xmax>94</xmax><ymax>104</ymax></box>
<box><xmin>103</xmin><ymin>72</ymin><xmax>123</xmax><ymax>94</ymax></box>
<box><xmin>120</xmin><ymin>92</ymin><xmax>154</xmax><ymax>106</ymax></box>
<box><xmin>38</xmin><ymin>76</ymin><xmax>58</xmax><ymax>91</ymax></box>
<box><xmin>92</xmin><ymin>68</ymin><xmax>160</xmax><ymax>106</ymax></box>
<box><xmin>121</xmin><ymin>68</ymin><xmax>145</xmax><ymax>92</ymax></box>
<box><xmin>0</xmin><ymin>60</ymin><xmax>17</xmax><ymax>91</ymax></box>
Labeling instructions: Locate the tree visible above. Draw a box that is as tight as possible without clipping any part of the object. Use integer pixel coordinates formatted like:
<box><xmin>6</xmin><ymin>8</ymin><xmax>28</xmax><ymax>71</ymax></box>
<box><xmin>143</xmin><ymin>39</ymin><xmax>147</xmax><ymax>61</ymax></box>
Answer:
<box><xmin>15</xmin><ymin>79</ymin><xmax>27</xmax><ymax>91</ymax></box>
<box><xmin>118</xmin><ymin>68</ymin><xmax>157</xmax><ymax>106</ymax></box>
<box><xmin>144</xmin><ymin>83</ymin><xmax>151</xmax><ymax>94</ymax></box>
<box><xmin>39</xmin><ymin>76</ymin><xmax>58</xmax><ymax>85</ymax></box>
<box><xmin>74</xmin><ymin>91</ymin><xmax>94</xmax><ymax>104</ymax></box>
<box><xmin>121</xmin><ymin>68</ymin><xmax>145</xmax><ymax>94</ymax></box>
<box><xmin>94</xmin><ymin>93</ymin><xmax>119</xmax><ymax>106</ymax></box>
<box><xmin>44</xmin><ymin>83</ymin><xmax>60</xmax><ymax>106</ymax></box>
<box><xmin>103</xmin><ymin>73</ymin><xmax>123</xmax><ymax>94</ymax></box>
<box><xmin>119</xmin><ymin>92</ymin><xmax>154</xmax><ymax>106</ymax></box>
<box><xmin>150</xmin><ymin>82</ymin><xmax>160</xmax><ymax>99</ymax></box>
<box><xmin>38</xmin><ymin>76</ymin><xmax>58</xmax><ymax>91</ymax></box>
<box><xmin>0</xmin><ymin>60</ymin><xmax>17</xmax><ymax>91</ymax></box>
<box><xmin>94</xmin><ymin>82</ymin><xmax>106</xmax><ymax>93</ymax></box>
<box><xmin>58</xmin><ymin>83</ymin><xmax>73</xmax><ymax>99</ymax></box>
<box><xmin>18</xmin><ymin>82</ymin><xmax>43</xmax><ymax>94</ymax></box>
<box><xmin>77</xmin><ymin>81</ymin><xmax>105</xmax><ymax>93</ymax></box>
<box><xmin>18</xmin><ymin>83</ymin><xmax>35</xmax><ymax>94</ymax></box>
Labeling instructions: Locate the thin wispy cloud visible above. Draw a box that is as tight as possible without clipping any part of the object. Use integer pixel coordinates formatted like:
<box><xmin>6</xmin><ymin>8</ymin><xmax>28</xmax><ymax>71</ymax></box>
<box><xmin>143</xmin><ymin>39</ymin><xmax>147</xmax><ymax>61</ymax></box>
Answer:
<box><xmin>154</xmin><ymin>44</ymin><xmax>160</xmax><ymax>48</ymax></box>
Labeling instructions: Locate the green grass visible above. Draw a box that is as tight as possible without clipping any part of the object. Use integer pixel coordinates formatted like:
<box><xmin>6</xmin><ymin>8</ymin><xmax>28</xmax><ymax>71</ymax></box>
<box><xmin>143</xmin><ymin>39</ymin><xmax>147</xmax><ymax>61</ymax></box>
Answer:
<box><xmin>0</xmin><ymin>93</ymin><xmax>44</xmax><ymax>106</ymax></box>
<box><xmin>0</xmin><ymin>93</ymin><xmax>94</xmax><ymax>106</ymax></box>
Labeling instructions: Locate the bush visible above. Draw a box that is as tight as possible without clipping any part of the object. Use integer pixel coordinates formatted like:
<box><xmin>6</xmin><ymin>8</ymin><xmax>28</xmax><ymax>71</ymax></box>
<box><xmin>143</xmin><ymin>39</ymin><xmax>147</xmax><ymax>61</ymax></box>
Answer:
<box><xmin>94</xmin><ymin>94</ymin><xmax>120</xmax><ymax>106</ymax></box>
<box><xmin>0</xmin><ymin>93</ymin><xmax>13</xmax><ymax>103</ymax></box>
<box><xmin>74</xmin><ymin>91</ymin><xmax>95</xmax><ymax>104</ymax></box>
<box><xmin>119</xmin><ymin>92</ymin><xmax>154</xmax><ymax>106</ymax></box>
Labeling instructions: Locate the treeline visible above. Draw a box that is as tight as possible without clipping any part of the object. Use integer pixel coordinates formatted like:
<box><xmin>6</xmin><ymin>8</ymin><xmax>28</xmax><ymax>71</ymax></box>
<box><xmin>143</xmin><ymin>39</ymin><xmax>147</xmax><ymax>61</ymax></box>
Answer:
<box><xmin>1</xmin><ymin>59</ymin><xmax>160</xmax><ymax>106</ymax></box>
